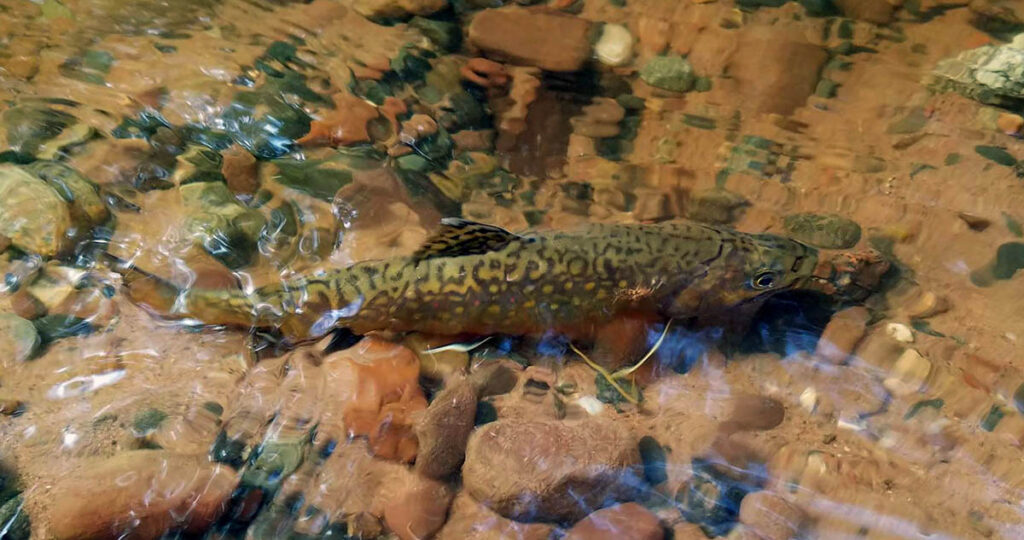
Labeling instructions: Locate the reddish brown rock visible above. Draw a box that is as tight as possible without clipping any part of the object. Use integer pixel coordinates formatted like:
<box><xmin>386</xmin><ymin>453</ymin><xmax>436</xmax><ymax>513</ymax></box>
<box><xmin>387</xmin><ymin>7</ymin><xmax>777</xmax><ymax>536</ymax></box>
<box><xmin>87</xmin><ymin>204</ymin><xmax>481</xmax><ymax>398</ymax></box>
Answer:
<box><xmin>468</xmin><ymin>362</ymin><xmax>520</xmax><ymax>398</ymax></box>
<box><xmin>352</xmin><ymin>0</ymin><xmax>447</xmax><ymax>19</ymax></box>
<box><xmin>836</xmin><ymin>0</ymin><xmax>895</xmax><ymax>24</ymax></box>
<box><xmin>468</xmin><ymin>7</ymin><xmax>594</xmax><ymax>72</ymax></box>
<box><xmin>451</xmin><ymin>129</ymin><xmax>496</xmax><ymax>152</ymax></box>
<box><xmin>383</xmin><ymin>475</ymin><xmax>454</xmax><ymax>540</ymax></box>
<box><xmin>997</xmin><ymin>112</ymin><xmax>1024</xmax><ymax>135</ymax></box>
<box><xmin>436</xmin><ymin>493</ymin><xmax>555</xmax><ymax>540</ymax></box>
<box><xmin>221</xmin><ymin>144</ymin><xmax>258</xmax><ymax>195</ymax></box>
<box><xmin>815</xmin><ymin>306</ymin><xmax>870</xmax><ymax>364</ymax></box>
<box><xmin>725</xmin><ymin>27</ymin><xmax>828</xmax><ymax>116</ymax></box>
<box><xmin>723</xmin><ymin>393</ymin><xmax>786</xmax><ymax>433</ymax></box>
<box><xmin>35</xmin><ymin>451</ymin><xmax>239</xmax><ymax>540</ymax></box>
<box><xmin>297</xmin><ymin>92</ymin><xmax>379</xmax><ymax>147</ymax></box>
<box><xmin>8</xmin><ymin>289</ymin><xmax>46</xmax><ymax>319</ymax></box>
<box><xmin>414</xmin><ymin>376</ymin><xmax>480</xmax><ymax>480</ymax></box>
<box><xmin>462</xmin><ymin>418</ymin><xmax>642</xmax><ymax>522</ymax></box>
<box><xmin>565</xmin><ymin>503</ymin><xmax>664</xmax><ymax>540</ymax></box>
<box><xmin>739</xmin><ymin>491</ymin><xmax>809</xmax><ymax>540</ymax></box>
<box><xmin>290</xmin><ymin>440</ymin><xmax>413</xmax><ymax>534</ymax></box>
<box><xmin>461</xmin><ymin>57</ymin><xmax>510</xmax><ymax>88</ymax></box>
<box><xmin>323</xmin><ymin>337</ymin><xmax>428</xmax><ymax>463</ymax></box>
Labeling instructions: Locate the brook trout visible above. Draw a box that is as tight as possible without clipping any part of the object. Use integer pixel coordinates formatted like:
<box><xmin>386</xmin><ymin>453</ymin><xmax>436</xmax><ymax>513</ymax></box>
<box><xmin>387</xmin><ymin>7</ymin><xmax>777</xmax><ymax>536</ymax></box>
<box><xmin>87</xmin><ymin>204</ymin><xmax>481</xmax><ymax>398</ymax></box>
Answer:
<box><xmin>121</xmin><ymin>218</ymin><xmax>889</xmax><ymax>343</ymax></box>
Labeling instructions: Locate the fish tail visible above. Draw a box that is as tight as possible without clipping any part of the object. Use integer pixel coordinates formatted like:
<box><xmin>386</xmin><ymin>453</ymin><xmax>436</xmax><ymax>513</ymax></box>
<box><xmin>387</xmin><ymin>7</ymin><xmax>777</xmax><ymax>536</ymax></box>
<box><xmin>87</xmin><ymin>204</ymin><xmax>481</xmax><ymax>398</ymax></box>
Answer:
<box><xmin>113</xmin><ymin>260</ymin><xmax>185</xmax><ymax>317</ymax></box>
<box><xmin>111</xmin><ymin>254</ymin><xmax>373</xmax><ymax>341</ymax></box>
<box><xmin>109</xmin><ymin>254</ymin><xmax>263</xmax><ymax>329</ymax></box>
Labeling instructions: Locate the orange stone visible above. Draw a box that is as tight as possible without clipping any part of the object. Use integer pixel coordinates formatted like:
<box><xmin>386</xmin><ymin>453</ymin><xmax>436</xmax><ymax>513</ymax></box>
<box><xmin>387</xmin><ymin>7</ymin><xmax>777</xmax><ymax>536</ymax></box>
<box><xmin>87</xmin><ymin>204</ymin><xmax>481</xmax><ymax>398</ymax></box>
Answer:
<box><xmin>323</xmin><ymin>337</ymin><xmax>428</xmax><ymax>462</ymax></box>
<box><xmin>297</xmin><ymin>92</ymin><xmax>379</xmax><ymax>148</ymax></box>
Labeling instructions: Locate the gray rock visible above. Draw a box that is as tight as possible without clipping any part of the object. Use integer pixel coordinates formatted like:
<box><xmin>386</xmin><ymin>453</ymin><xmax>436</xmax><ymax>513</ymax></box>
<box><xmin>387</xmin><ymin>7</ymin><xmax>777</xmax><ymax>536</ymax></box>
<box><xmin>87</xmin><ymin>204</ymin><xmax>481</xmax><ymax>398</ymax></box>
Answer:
<box><xmin>640</xmin><ymin>56</ymin><xmax>695</xmax><ymax>93</ymax></box>
<box><xmin>928</xmin><ymin>35</ymin><xmax>1024</xmax><ymax>108</ymax></box>
<box><xmin>783</xmin><ymin>213</ymin><xmax>862</xmax><ymax>249</ymax></box>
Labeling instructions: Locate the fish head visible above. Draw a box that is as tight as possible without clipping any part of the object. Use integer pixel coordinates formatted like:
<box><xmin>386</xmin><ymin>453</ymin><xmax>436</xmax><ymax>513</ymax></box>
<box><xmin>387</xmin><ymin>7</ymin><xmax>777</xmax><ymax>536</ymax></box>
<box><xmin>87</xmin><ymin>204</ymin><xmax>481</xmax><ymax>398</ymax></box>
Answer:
<box><xmin>690</xmin><ymin>233</ymin><xmax>889</xmax><ymax>311</ymax></box>
<box><xmin>676</xmin><ymin>232</ymin><xmax>821</xmax><ymax>313</ymax></box>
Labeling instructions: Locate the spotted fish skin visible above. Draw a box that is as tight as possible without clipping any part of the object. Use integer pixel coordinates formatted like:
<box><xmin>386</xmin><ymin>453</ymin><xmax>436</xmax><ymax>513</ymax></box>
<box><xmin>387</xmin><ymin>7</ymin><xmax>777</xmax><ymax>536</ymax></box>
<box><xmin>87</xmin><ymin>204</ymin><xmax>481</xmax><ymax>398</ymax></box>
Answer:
<box><xmin>126</xmin><ymin>219</ymin><xmax>889</xmax><ymax>343</ymax></box>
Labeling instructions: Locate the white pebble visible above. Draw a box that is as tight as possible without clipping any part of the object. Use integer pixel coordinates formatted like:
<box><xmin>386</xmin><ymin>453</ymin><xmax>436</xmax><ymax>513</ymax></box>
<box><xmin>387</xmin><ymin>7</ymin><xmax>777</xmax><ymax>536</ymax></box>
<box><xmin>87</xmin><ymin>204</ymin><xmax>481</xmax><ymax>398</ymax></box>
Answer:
<box><xmin>837</xmin><ymin>414</ymin><xmax>865</xmax><ymax>432</ymax></box>
<box><xmin>576</xmin><ymin>396</ymin><xmax>605</xmax><ymax>415</ymax></box>
<box><xmin>886</xmin><ymin>323</ymin><xmax>914</xmax><ymax>343</ymax></box>
<box><xmin>799</xmin><ymin>387</ymin><xmax>819</xmax><ymax>413</ymax></box>
<box><xmin>877</xmin><ymin>429</ymin><xmax>899</xmax><ymax>449</ymax></box>
<box><xmin>594</xmin><ymin>23</ymin><xmax>634</xmax><ymax>67</ymax></box>
<box><xmin>883</xmin><ymin>349</ymin><xmax>932</xmax><ymax>397</ymax></box>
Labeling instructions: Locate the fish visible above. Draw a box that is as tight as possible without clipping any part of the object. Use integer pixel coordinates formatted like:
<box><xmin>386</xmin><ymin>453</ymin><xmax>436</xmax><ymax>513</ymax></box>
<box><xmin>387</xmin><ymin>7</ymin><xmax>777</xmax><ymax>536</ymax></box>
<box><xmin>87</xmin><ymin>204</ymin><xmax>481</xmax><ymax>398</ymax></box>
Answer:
<box><xmin>117</xmin><ymin>218</ymin><xmax>891</xmax><ymax>344</ymax></box>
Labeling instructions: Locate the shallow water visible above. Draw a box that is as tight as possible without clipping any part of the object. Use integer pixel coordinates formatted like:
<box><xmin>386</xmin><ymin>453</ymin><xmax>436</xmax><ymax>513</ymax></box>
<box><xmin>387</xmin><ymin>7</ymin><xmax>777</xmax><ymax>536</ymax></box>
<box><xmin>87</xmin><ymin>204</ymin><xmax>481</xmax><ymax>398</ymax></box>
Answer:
<box><xmin>2</xmin><ymin>0</ymin><xmax>1024</xmax><ymax>538</ymax></box>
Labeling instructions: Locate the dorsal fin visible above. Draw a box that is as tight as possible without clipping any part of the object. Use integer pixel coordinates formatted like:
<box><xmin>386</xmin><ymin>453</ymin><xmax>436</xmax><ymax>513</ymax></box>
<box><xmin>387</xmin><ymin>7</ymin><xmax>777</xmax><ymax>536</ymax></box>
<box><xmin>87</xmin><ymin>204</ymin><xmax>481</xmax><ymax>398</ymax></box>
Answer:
<box><xmin>412</xmin><ymin>218</ymin><xmax>527</xmax><ymax>261</ymax></box>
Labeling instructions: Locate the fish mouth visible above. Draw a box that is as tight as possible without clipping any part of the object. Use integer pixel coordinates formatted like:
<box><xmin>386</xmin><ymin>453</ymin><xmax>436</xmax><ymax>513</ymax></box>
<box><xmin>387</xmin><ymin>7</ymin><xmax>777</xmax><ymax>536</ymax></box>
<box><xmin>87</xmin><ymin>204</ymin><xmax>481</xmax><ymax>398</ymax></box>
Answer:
<box><xmin>800</xmin><ymin>248</ymin><xmax>891</xmax><ymax>302</ymax></box>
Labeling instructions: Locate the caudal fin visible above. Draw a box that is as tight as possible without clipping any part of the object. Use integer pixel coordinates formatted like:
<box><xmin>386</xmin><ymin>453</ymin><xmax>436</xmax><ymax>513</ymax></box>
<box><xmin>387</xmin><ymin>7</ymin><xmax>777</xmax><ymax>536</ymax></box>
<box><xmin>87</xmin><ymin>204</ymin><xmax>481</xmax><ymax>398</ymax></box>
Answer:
<box><xmin>105</xmin><ymin>255</ymin><xmax>184</xmax><ymax>317</ymax></box>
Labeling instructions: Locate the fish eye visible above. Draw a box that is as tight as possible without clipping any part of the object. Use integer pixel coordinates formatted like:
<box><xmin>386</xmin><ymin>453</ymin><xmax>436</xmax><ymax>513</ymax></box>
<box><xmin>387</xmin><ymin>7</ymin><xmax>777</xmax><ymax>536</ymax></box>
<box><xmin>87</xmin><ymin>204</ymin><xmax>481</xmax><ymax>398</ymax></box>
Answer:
<box><xmin>752</xmin><ymin>271</ymin><xmax>778</xmax><ymax>290</ymax></box>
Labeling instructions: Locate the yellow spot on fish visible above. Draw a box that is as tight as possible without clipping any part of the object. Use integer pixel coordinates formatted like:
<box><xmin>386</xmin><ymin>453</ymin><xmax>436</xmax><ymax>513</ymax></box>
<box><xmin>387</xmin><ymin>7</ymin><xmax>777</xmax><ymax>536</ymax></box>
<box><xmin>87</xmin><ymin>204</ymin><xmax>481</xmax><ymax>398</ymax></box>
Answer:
<box><xmin>618</xmin><ymin>280</ymin><xmax>628</xmax><ymax>288</ymax></box>
<box><xmin>489</xmin><ymin>284</ymin><xmax>500</xmax><ymax>294</ymax></box>
<box><xmin>542</xmin><ymin>284</ymin><xmax>554</xmax><ymax>294</ymax></box>
<box><xmin>523</xmin><ymin>300</ymin><xmax>536</xmax><ymax>308</ymax></box>
<box><xmin>564</xmin><ymin>281</ymin><xmax>574</xmax><ymax>290</ymax></box>
<box><xmin>487</xmin><ymin>305</ymin><xmax>501</xmax><ymax>315</ymax></box>
<box><xmin>455</xmin><ymin>306</ymin><xmax>465</xmax><ymax>314</ymax></box>
<box><xmin>584</xmin><ymin>282</ymin><xmax>596</xmax><ymax>291</ymax></box>
<box><xmin>567</xmin><ymin>257</ymin><xmax>587</xmax><ymax>276</ymax></box>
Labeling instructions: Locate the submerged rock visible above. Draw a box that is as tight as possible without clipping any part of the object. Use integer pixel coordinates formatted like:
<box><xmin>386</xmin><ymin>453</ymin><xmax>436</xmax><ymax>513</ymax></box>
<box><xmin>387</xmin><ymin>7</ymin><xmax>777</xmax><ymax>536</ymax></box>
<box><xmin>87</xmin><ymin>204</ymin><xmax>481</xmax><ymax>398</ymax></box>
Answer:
<box><xmin>383</xmin><ymin>475</ymin><xmax>454</xmax><ymax>540</ymax></box>
<box><xmin>353</xmin><ymin>0</ymin><xmax>448</xmax><ymax>19</ymax></box>
<box><xmin>726</xmin><ymin>27</ymin><xmax>828</xmax><ymax>116</ymax></box>
<box><xmin>468</xmin><ymin>7</ymin><xmax>594</xmax><ymax>72</ymax></box>
<box><xmin>675</xmin><ymin>456</ymin><xmax>761</xmax><ymax>537</ymax></box>
<box><xmin>22</xmin><ymin>160</ymin><xmax>108</xmax><ymax>227</ymax></box>
<box><xmin>783</xmin><ymin>213</ymin><xmax>862</xmax><ymax>249</ymax></box>
<box><xmin>325</xmin><ymin>337</ymin><xmax>428</xmax><ymax>463</ymax></box>
<box><xmin>34</xmin><ymin>451</ymin><xmax>239</xmax><ymax>540</ymax></box>
<box><xmin>836</xmin><ymin>0</ymin><xmax>895</xmax><ymax>24</ymax></box>
<box><xmin>640</xmin><ymin>55</ymin><xmax>695</xmax><ymax>93</ymax></box>
<box><xmin>969</xmin><ymin>0</ymin><xmax>1024</xmax><ymax>37</ymax></box>
<box><xmin>296</xmin><ymin>93</ymin><xmax>379</xmax><ymax>148</ymax></box>
<box><xmin>0</xmin><ymin>314</ymin><xmax>40</xmax><ymax>365</ymax></box>
<box><xmin>686</xmin><ymin>189</ymin><xmax>749</xmax><ymax>225</ymax></box>
<box><xmin>0</xmin><ymin>495</ymin><xmax>28</xmax><ymax>540</ymax></box>
<box><xmin>595</xmin><ymin>23</ymin><xmax>634</xmax><ymax>67</ymax></box>
<box><xmin>565</xmin><ymin>503</ymin><xmax>664</xmax><ymax>540</ymax></box>
<box><xmin>570</xmin><ymin>97</ymin><xmax>626</xmax><ymax>139</ymax></box>
<box><xmin>437</xmin><ymin>492</ymin><xmax>555</xmax><ymax>540</ymax></box>
<box><xmin>0</xmin><ymin>164</ymin><xmax>73</xmax><ymax>257</ymax></box>
<box><xmin>415</xmin><ymin>376</ymin><xmax>479</xmax><ymax>479</ymax></box>
<box><xmin>1</xmin><ymin>103</ymin><xmax>85</xmax><ymax>157</ymax></box>
<box><xmin>815</xmin><ymin>306</ymin><xmax>870</xmax><ymax>364</ymax></box>
<box><xmin>738</xmin><ymin>491</ymin><xmax>808</xmax><ymax>540</ymax></box>
<box><xmin>928</xmin><ymin>34</ymin><xmax>1024</xmax><ymax>108</ymax></box>
<box><xmin>176</xmin><ymin>145</ymin><xmax>267</xmax><ymax>269</ymax></box>
<box><xmin>462</xmin><ymin>418</ymin><xmax>642</xmax><ymax>522</ymax></box>
<box><xmin>221</xmin><ymin>144</ymin><xmax>258</xmax><ymax>195</ymax></box>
